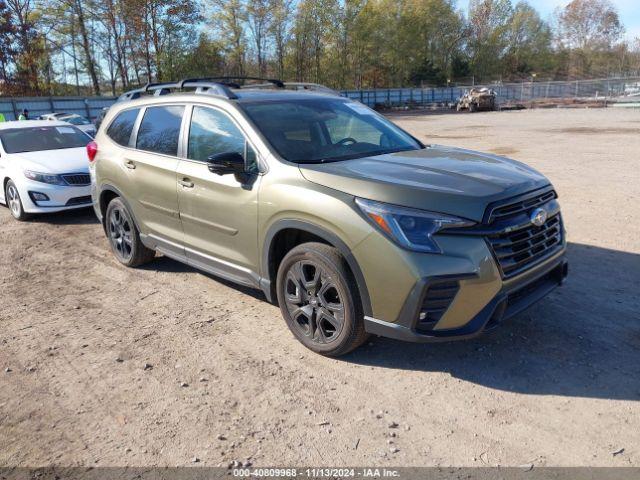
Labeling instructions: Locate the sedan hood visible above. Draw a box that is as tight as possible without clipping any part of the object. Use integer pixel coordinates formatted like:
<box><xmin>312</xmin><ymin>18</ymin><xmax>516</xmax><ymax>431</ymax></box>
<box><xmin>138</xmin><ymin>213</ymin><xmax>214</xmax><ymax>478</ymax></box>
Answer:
<box><xmin>299</xmin><ymin>145</ymin><xmax>549</xmax><ymax>222</ymax></box>
<box><xmin>12</xmin><ymin>147</ymin><xmax>90</xmax><ymax>174</ymax></box>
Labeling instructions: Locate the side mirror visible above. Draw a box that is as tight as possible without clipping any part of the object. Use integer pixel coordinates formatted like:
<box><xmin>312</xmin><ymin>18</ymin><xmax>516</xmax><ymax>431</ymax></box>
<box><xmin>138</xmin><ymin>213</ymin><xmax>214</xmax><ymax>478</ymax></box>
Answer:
<box><xmin>207</xmin><ymin>151</ymin><xmax>245</xmax><ymax>175</ymax></box>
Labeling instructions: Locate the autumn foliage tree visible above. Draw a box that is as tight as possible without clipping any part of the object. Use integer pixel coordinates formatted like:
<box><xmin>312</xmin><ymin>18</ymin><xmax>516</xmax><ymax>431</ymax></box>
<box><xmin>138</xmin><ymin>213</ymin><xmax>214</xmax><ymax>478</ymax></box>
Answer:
<box><xmin>0</xmin><ymin>0</ymin><xmax>638</xmax><ymax>95</ymax></box>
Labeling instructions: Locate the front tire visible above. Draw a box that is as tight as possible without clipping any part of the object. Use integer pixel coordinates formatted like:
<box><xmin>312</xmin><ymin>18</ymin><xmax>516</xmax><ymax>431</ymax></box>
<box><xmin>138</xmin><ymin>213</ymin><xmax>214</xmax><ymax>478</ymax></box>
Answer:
<box><xmin>276</xmin><ymin>242</ymin><xmax>368</xmax><ymax>356</ymax></box>
<box><xmin>105</xmin><ymin>197</ymin><xmax>155</xmax><ymax>267</ymax></box>
<box><xmin>5</xmin><ymin>180</ymin><xmax>30</xmax><ymax>221</ymax></box>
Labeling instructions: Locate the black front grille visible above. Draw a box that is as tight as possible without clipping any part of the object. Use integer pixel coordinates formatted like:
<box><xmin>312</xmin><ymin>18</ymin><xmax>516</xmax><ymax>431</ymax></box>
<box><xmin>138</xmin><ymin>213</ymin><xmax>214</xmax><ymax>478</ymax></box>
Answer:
<box><xmin>65</xmin><ymin>196</ymin><xmax>92</xmax><ymax>206</ymax></box>
<box><xmin>416</xmin><ymin>280</ymin><xmax>460</xmax><ymax>332</ymax></box>
<box><xmin>486</xmin><ymin>189</ymin><xmax>556</xmax><ymax>224</ymax></box>
<box><xmin>62</xmin><ymin>174</ymin><xmax>91</xmax><ymax>186</ymax></box>
<box><xmin>487</xmin><ymin>214</ymin><xmax>563</xmax><ymax>279</ymax></box>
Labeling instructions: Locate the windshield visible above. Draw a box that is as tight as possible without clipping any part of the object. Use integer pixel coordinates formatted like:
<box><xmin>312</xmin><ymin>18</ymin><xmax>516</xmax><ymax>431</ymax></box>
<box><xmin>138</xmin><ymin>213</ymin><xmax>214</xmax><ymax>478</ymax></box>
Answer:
<box><xmin>240</xmin><ymin>98</ymin><xmax>422</xmax><ymax>163</ymax></box>
<box><xmin>0</xmin><ymin>126</ymin><xmax>90</xmax><ymax>153</ymax></box>
<box><xmin>62</xmin><ymin>115</ymin><xmax>90</xmax><ymax>125</ymax></box>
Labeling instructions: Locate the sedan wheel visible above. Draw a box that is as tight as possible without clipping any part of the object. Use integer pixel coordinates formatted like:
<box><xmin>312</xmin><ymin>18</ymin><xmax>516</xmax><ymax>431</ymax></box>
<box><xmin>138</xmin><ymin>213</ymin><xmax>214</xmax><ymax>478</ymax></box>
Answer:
<box><xmin>5</xmin><ymin>180</ymin><xmax>29</xmax><ymax>221</ymax></box>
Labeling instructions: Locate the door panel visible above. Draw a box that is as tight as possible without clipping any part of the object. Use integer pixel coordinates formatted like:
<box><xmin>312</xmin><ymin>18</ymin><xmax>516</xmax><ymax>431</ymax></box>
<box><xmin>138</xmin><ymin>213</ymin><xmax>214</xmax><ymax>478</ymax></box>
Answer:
<box><xmin>176</xmin><ymin>106</ymin><xmax>260</xmax><ymax>282</ymax></box>
<box><xmin>124</xmin><ymin>105</ymin><xmax>185</xmax><ymax>253</ymax></box>
<box><xmin>122</xmin><ymin>149</ymin><xmax>182</xmax><ymax>248</ymax></box>
<box><xmin>176</xmin><ymin>161</ymin><xmax>260</xmax><ymax>279</ymax></box>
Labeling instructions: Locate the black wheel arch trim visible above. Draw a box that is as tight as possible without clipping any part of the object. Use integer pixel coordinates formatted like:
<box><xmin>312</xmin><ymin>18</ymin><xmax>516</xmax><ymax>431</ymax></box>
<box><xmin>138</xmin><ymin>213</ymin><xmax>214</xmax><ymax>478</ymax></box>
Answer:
<box><xmin>98</xmin><ymin>184</ymin><xmax>143</xmax><ymax>234</ymax></box>
<box><xmin>261</xmin><ymin>219</ymin><xmax>372</xmax><ymax>316</ymax></box>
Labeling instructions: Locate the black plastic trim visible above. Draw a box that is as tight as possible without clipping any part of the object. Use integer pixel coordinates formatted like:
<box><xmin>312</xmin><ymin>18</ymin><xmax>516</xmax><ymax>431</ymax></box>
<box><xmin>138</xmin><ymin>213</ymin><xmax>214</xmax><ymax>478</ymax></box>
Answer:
<box><xmin>261</xmin><ymin>220</ymin><xmax>372</xmax><ymax>316</ymax></box>
<box><xmin>97</xmin><ymin>184</ymin><xmax>143</xmax><ymax>234</ymax></box>
<box><xmin>364</xmin><ymin>253</ymin><xmax>567</xmax><ymax>343</ymax></box>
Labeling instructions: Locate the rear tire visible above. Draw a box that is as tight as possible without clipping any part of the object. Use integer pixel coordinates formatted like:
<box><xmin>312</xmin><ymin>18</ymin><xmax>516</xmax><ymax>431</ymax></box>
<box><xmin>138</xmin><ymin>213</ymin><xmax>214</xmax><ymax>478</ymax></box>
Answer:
<box><xmin>276</xmin><ymin>242</ymin><xmax>368</xmax><ymax>356</ymax></box>
<box><xmin>105</xmin><ymin>197</ymin><xmax>155</xmax><ymax>267</ymax></box>
<box><xmin>5</xmin><ymin>180</ymin><xmax>30</xmax><ymax>221</ymax></box>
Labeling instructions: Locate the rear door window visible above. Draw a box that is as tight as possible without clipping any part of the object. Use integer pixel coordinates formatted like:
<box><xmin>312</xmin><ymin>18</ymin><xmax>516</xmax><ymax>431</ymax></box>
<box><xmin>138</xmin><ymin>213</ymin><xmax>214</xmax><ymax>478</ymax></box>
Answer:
<box><xmin>106</xmin><ymin>108</ymin><xmax>140</xmax><ymax>146</ymax></box>
<box><xmin>136</xmin><ymin>105</ymin><xmax>185</xmax><ymax>156</ymax></box>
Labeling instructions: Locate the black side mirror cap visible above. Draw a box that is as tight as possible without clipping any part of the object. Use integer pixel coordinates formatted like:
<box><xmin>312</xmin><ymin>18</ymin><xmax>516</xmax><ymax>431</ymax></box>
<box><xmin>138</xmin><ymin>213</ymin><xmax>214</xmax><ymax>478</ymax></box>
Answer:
<box><xmin>207</xmin><ymin>152</ymin><xmax>245</xmax><ymax>175</ymax></box>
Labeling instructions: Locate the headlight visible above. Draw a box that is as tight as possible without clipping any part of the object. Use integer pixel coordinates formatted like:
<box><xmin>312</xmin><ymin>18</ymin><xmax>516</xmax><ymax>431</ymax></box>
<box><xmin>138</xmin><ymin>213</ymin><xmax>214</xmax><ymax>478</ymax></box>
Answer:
<box><xmin>24</xmin><ymin>170</ymin><xmax>66</xmax><ymax>185</ymax></box>
<box><xmin>355</xmin><ymin>198</ymin><xmax>475</xmax><ymax>253</ymax></box>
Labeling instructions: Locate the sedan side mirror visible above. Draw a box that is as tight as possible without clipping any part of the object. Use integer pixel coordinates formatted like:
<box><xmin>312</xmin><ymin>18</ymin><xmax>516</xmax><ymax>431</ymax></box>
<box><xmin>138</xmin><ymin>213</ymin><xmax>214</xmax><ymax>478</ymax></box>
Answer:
<box><xmin>207</xmin><ymin>152</ymin><xmax>245</xmax><ymax>175</ymax></box>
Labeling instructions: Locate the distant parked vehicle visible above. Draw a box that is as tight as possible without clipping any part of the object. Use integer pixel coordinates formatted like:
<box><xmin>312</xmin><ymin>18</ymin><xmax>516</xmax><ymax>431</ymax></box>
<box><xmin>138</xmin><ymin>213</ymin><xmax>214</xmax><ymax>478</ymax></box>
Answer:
<box><xmin>456</xmin><ymin>87</ymin><xmax>497</xmax><ymax>112</ymax></box>
<box><xmin>0</xmin><ymin>121</ymin><xmax>93</xmax><ymax>221</ymax></box>
<box><xmin>93</xmin><ymin>107</ymin><xmax>110</xmax><ymax>130</ymax></box>
<box><xmin>624</xmin><ymin>83</ymin><xmax>640</xmax><ymax>97</ymax></box>
<box><xmin>39</xmin><ymin>112</ymin><xmax>96</xmax><ymax>137</ymax></box>
<box><xmin>57</xmin><ymin>114</ymin><xmax>96</xmax><ymax>137</ymax></box>
<box><xmin>39</xmin><ymin>112</ymin><xmax>71</xmax><ymax>121</ymax></box>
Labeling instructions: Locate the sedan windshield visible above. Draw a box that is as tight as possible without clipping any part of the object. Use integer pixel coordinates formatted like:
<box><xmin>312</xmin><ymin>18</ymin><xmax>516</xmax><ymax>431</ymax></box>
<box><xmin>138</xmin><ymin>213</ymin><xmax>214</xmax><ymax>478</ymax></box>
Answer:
<box><xmin>62</xmin><ymin>115</ymin><xmax>91</xmax><ymax>126</ymax></box>
<box><xmin>240</xmin><ymin>98</ymin><xmax>422</xmax><ymax>163</ymax></box>
<box><xmin>0</xmin><ymin>126</ymin><xmax>89</xmax><ymax>153</ymax></box>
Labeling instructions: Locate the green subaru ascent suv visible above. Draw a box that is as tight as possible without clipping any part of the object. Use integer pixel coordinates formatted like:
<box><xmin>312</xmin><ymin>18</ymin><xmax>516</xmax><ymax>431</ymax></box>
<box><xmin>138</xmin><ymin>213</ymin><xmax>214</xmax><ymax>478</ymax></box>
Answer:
<box><xmin>89</xmin><ymin>78</ymin><xmax>567</xmax><ymax>356</ymax></box>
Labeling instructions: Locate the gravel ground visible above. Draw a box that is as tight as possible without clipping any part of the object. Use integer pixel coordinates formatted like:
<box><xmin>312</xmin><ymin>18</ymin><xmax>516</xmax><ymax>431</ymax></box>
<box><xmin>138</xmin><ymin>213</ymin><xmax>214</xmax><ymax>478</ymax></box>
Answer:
<box><xmin>0</xmin><ymin>108</ymin><xmax>638</xmax><ymax>468</ymax></box>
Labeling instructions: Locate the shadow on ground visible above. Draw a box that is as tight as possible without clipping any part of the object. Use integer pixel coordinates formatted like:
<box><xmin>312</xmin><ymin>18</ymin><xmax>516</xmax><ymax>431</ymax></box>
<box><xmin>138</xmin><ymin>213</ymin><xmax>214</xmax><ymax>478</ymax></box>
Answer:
<box><xmin>344</xmin><ymin>242</ymin><xmax>640</xmax><ymax>400</ymax></box>
<box><xmin>140</xmin><ymin>255</ymin><xmax>269</xmax><ymax>302</ymax></box>
<box><xmin>29</xmin><ymin>207</ymin><xmax>99</xmax><ymax>225</ymax></box>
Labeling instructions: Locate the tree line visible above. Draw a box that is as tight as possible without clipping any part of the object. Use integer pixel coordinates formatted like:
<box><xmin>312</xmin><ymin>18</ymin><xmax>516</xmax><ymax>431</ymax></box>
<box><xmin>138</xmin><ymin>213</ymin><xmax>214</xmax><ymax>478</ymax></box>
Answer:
<box><xmin>1</xmin><ymin>0</ymin><xmax>639</xmax><ymax>96</ymax></box>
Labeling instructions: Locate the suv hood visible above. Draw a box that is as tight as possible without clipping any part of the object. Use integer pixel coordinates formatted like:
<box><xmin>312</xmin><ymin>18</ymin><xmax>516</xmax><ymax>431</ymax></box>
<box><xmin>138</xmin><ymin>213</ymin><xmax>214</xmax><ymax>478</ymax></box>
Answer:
<box><xmin>299</xmin><ymin>145</ymin><xmax>549</xmax><ymax>222</ymax></box>
<box><xmin>11</xmin><ymin>148</ymin><xmax>89</xmax><ymax>174</ymax></box>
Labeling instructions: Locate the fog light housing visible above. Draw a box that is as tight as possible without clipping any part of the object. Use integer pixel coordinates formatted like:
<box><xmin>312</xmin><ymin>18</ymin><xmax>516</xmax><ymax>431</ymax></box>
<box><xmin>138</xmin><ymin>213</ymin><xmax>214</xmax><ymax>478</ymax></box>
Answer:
<box><xmin>28</xmin><ymin>191</ymin><xmax>50</xmax><ymax>204</ymax></box>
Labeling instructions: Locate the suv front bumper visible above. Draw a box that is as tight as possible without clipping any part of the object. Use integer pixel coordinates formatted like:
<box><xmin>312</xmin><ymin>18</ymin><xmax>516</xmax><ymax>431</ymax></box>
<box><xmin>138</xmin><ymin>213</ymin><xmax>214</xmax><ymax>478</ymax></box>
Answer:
<box><xmin>363</xmin><ymin>250</ymin><xmax>568</xmax><ymax>343</ymax></box>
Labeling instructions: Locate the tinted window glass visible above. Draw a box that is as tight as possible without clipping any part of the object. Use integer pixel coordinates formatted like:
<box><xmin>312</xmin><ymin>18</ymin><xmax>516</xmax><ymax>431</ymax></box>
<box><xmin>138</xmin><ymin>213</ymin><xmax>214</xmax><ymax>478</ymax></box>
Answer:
<box><xmin>241</xmin><ymin>99</ymin><xmax>421</xmax><ymax>163</ymax></box>
<box><xmin>188</xmin><ymin>106</ymin><xmax>257</xmax><ymax>172</ymax></box>
<box><xmin>136</xmin><ymin>105</ymin><xmax>184</xmax><ymax>156</ymax></box>
<box><xmin>106</xmin><ymin>108</ymin><xmax>139</xmax><ymax>146</ymax></box>
<box><xmin>0</xmin><ymin>126</ymin><xmax>89</xmax><ymax>153</ymax></box>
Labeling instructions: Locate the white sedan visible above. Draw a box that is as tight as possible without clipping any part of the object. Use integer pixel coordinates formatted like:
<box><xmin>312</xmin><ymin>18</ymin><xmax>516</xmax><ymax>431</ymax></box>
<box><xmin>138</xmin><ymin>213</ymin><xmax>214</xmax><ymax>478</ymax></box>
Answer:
<box><xmin>0</xmin><ymin>121</ymin><xmax>93</xmax><ymax>221</ymax></box>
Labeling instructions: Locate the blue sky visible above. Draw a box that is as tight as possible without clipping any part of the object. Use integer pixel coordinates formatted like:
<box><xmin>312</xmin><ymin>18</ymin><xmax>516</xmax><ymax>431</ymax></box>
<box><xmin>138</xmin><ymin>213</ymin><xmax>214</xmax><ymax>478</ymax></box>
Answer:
<box><xmin>457</xmin><ymin>0</ymin><xmax>640</xmax><ymax>41</ymax></box>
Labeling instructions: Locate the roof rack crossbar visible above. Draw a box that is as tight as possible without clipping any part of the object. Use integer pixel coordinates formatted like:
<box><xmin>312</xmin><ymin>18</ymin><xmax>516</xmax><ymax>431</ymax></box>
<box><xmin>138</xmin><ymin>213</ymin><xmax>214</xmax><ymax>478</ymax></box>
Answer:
<box><xmin>200</xmin><ymin>76</ymin><xmax>285</xmax><ymax>88</ymax></box>
<box><xmin>118</xmin><ymin>78</ymin><xmax>239</xmax><ymax>102</ymax></box>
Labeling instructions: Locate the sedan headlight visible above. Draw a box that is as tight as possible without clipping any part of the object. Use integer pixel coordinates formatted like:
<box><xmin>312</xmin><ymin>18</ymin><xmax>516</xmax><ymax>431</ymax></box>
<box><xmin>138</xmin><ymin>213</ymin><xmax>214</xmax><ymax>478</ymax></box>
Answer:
<box><xmin>355</xmin><ymin>198</ymin><xmax>475</xmax><ymax>253</ymax></box>
<box><xmin>24</xmin><ymin>170</ymin><xmax>66</xmax><ymax>185</ymax></box>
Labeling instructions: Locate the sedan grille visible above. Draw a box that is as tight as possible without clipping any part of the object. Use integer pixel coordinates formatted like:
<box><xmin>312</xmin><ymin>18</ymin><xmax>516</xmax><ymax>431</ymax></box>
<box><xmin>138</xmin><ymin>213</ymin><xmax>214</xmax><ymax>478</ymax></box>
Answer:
<box><xmin>487</xmin><ymin>214</ymin><xmax>563</xmax><ymax>279</ymax></box>
<box><xmin>62</xmin><ymin>174</ymin><xmax>91</xmax><ymax>186</ymax></box>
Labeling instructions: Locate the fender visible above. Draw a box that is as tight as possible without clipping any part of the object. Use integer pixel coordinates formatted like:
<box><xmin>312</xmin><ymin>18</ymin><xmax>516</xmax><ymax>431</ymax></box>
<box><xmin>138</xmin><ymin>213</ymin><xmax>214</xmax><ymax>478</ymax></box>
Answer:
<box><xmin>97</xmin><ymin>184</ymin><xmax>143</xmax><ymax>234</ymax></box>
<box><xmin>261</xmin><ymin>219</ymin><xmax>372</xmax><ymax>316</ymax></box>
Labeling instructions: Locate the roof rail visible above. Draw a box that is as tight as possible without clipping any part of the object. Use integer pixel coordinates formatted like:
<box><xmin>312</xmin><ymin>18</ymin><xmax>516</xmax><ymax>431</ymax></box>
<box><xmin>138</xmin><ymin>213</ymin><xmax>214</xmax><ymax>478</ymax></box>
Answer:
<box><xmin>117</xmin><ymin>79</ymin><xmax>239</xmax><ymax>102</ymax></box>
<box><xmin>244</xmin><ymin>82</ymin><xmax>340</xmax><ymax>96</ymax></box>
<box><xmin>116</xmin><ymin>77</ymin><xmax>339</xmax><ymax>102</ymax></box>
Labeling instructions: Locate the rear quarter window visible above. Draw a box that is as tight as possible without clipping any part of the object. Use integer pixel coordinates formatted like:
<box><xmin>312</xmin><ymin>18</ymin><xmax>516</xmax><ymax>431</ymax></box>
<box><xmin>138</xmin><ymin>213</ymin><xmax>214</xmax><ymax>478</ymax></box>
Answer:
<box><xmin>106</xmin><ymin>108</ymin><xmax>140</xmax><ymax>146</ymax></box>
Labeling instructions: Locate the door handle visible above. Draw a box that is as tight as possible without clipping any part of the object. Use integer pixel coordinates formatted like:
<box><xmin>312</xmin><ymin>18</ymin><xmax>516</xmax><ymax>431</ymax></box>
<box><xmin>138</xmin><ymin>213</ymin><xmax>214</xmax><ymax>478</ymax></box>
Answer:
<box><xmin>124</xmin><ymin>159</ymin><xmax>136</xmax><ymax>169</ymax></box>
<box><xmin>178</xmin><ymin>178</ymin><xmax>194</xmax><ymax>188</ymax></box>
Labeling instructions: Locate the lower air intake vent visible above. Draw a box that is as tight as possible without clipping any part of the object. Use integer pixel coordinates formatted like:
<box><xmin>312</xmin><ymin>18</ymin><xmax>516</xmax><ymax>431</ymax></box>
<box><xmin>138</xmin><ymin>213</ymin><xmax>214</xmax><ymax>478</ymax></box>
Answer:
<box><xmin>416</xmin><ymin>280</ymin><xmax>460</xmax><ymax>332</ymax></box>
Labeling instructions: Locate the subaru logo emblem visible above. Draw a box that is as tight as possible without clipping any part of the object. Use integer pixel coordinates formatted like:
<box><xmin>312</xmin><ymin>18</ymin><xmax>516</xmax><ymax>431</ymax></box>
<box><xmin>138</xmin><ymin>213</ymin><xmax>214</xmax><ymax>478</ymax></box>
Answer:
<box><xmin>530</xmin><ymin>207</ymin><xmax>548</xmax><ymax>227</ymax></box>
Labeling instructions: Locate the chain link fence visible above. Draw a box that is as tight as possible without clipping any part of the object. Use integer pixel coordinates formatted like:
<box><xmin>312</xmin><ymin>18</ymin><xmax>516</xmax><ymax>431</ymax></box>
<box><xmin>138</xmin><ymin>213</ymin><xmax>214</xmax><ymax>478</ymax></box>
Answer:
<box><xmin>0</xmin><ymin>96</ymin><xmax>116</xmax><ymax>121</ymax></box>
<box><xmin>1</xmin><ymin>76</ymin><xmax>639</xmax><ymax>120</ymax></box>
<box><xmin>340</xmin><ymin>77</ymin><xmax>640</xmax><ymax>108</ymax></box>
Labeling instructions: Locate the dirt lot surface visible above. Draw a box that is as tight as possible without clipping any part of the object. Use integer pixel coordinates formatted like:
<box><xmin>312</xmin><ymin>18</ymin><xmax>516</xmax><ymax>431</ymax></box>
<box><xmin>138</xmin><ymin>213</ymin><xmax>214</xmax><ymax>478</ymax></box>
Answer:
<box><xmin>1</xmin><ymin>108</ymin><xmax>639</xmax><ymax>468</ymax></box>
